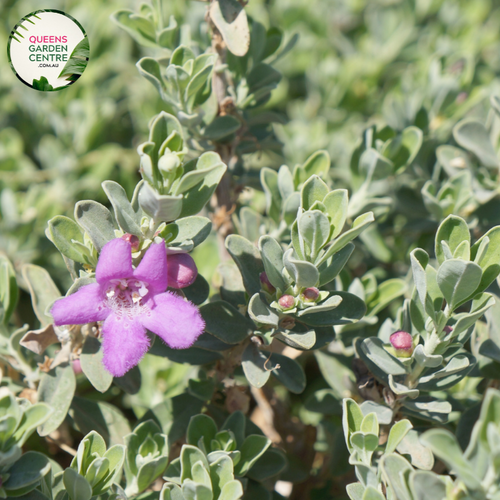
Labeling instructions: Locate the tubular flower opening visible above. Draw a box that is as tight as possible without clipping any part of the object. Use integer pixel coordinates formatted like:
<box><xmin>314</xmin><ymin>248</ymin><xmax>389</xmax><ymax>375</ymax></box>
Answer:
<box><xmin>51</xmin><ymin>239</ymin><xmax>205</xmax><ymax>377</ymax></box>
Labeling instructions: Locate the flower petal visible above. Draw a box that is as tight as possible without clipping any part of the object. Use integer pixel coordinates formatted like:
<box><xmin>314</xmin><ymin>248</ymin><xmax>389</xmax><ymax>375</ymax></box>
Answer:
<box><xmin>101</xmin><ymin>314</ymin><xmax>150</xmax><ymax>377</ymax></box>
<box><xmin>141</xmin><ymin>292</ymin><xmax>205</xmax><ymax>349</ymax></box>
<box><xmin>133</xmin><ymin>243</ymin><xmax>168</xmax><ymax>293</ymax></box>
<box><xmin>96</xmin><ymin>239</ymin><xmax>134</xmax><ymax>284</ymax></box>
<box><xmin>51</xmin><ymin>283</ymin><xmax>109</xmax><ymax>326</ymax></box>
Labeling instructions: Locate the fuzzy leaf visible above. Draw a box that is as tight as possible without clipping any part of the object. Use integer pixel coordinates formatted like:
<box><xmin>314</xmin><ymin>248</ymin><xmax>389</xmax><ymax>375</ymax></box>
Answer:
<box><xmin>380</xmin><ymin>454</ymin><xmax>413</xmax><ymax>500</ymax></box>
<box><xmin>200</xmin><ymin>301</ymin><xmax>254</xmax><ymax>343</ymax></box>
<box><xmin>139</xmin><ymin>182</ymin><xmax>183</xmax><ymax>223</ymax></box>
<box><xmin>420</xmin><ymin>429</ymin><xmax>480</xmax><ymax>489</ymax></box>
<box><xmin>234</xmin><ymin>435</ymin><xmax>271</xmax><ymax>476</ymax></box>
<box><xmin>112</xmin><ymin>10</ymin><xmax>157</xmax><ymax>47</ymax></box>
<box><xmin>323</xmin><ymin>189</ymin><xmax>348</xmax><ymax>239</ymax></box>
<box><xmin>247</xmin><ymin>293</ymin><xmax>279</xmax><ymax>327</ymax></box>
<box><xmin>453</xmin><ymin>119</ymin><xmax>498</xmax><ymax>168</ymax></box>
<box><xmin>4</xmin><ymin>452</ymin><xmax>51</xmax><ymax>496</ymax></box>
<box><xmin>301</xmin><ymin>175</ymin><xmax>329</xmax><ymax>211</ymax></box>
<box><xmin>259</xmin><ymin>235</ymin><xmax>287</xmax><ymax>292</ymax></box>
<box><xmin>80</xmin><ymin>336</ymin><xmax>113</xmax><ymax>394</ymax></box>
<box><xmin>436</xmin><ymin>259</ymin><xmax>482</xmax><ymax>309</ymax></box>
<box><xmin>283</xmin><ymin>248</ymin><xmax>319</xmax><ymax>288</ymax></box>
<box><xmin>294</xmin><ymin>150</ymin><xmax>330</xmax><ymax>186</ymax></box>
<box><xmin>38</xmin><ymin>364</ymin><xmax>76</xmax><ymax>436</ymax></box>
<box><xmin>210</xmin><ymin>0</ymin><xmax>250</xmax><ymax>57</ymax></box>
<box><xmin>435</xmin><ymin>215</ymin><xmax>470</xmax><ymax>266</ymax></box>
<box><xmin>63</xmin><ymin>468</ymin><xmax>92</xmax><ymax>500</ymax></box>
<box><xmin>22</xmin><ymin>265</ymin><xmax>60</xmax><ymax>326</ymax></box>
<box><xmin>102</xmin><ymin>181</ymin><xmax>142</xmax><ymax>236</ymax></box>
<box><xmin>270</xmin><ymin>353</ymin><xmax>306</xmax><ymax>394</ymax></box>
<box><xmin>75</xmin><ymin>201</ymin><xmax>116</xmax><ymax>252</ymax></box>
<box><xmin>47</xmin><ymin>216</ymin><xmax>87</xmax><ymax>264</ymax></box>
<box><xmin>187</xmin><ymin>414</ymin><xmax>218</xmax><ymax>452</ymax></box>
<box><xmin>242</xmin><ymin>343</ymin><xmax>272</xmax><ymax>388</ymax></box>
<box><xmin>203</xmin><ymin>116</ymin><xmax>241</xmax><ymax>141</ymax></box>
<box><xmin>0</xmin><ymin>256</ymin><xmax>18</xmax><ymax>325</ymax></box>
<box><xmin>226</xmin><ymin>235</ymin><xmax>264</xmax><ymax>295</ymax></box>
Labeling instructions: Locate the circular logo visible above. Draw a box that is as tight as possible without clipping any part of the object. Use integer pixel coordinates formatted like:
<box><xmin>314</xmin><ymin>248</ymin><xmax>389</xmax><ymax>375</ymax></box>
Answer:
<box><xmin>7</xmin><ymin>9</ymin><xmax>89</xmax><ymax>92</ymax></box>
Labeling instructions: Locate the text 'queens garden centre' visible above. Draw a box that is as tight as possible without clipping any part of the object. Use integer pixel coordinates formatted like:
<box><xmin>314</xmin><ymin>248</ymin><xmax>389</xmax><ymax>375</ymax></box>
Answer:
<box><xmin>28</xmin><ymin>35</ymin><xmax>69</xmax><ymax>62</ymax></box>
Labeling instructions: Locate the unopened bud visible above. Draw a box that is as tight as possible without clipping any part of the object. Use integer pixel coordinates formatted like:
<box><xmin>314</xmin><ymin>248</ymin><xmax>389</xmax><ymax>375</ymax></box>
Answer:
<box><xmin>260</xmin><ymin>272</ymin><xmax>276</xmax><ymax>294</ymax></box>
<box><xmin>278</xmin><ymin>294</ymin><xmax>295</xmax><ymax>310</ymax></box>
<box><xmin>444</xmin><ymin>326</ymin><xmax>453</xmax><ymax>335</ymax></box>
<box><xmin>158</xmin><ymin>152</ymin><xmax>181</xmax><ymax>174</ymax></box>
<box><xmin>167</xmin><ymin>253</ymin><xmax>198</xmax><ymax>289</ymax></box>
<box><xmin>72</xmin><ymin>359</ymin><xmax>82</xmax><ymax>375</ymax></box>
<box><xmin>121</xmin><ymin>233</ymin><xmax>140</xmax><ymax>251</ymax></box>
<box><xmin>302</xmin><ymin>287</ymin><xmax>320</xmax><ymax>302</ymax></box>
<box><xmin>389</xmin><ymin>331</ymin><xmax>413</xmax><ymax>357</ymax></box>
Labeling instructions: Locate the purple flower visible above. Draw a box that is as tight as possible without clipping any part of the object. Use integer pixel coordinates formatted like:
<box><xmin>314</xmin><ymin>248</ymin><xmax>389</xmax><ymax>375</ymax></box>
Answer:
<box><xmin>51</xmin><ymin>239</ymin><xmax>205</xmax><ymax>377</ymax></box>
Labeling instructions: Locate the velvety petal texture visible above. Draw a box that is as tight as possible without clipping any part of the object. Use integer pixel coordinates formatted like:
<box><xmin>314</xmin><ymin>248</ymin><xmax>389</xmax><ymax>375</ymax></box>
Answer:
<box><xmin>101</xmin><ymin>315</ymin><xmax>150</xmax><ymax>377</ymax></box>
<box><xmin>51</xmin><ymin>283</ymin><xmax>109</xmax><ymax>326</ymax></box>
<box><xmin>141</xmin><ymin>292</ymin><xmax>205</xmax><ymax>349</ymax></box>
<box><xmin>50</xmin><ymin>238</ymin><xmax>205</xmax><ymax>377</ymax></box>
<box><xmin>133</xmin><ymin>243</ymin><xmax>168</xmax><ymax>293</ymax></box>
<box><xmin>96</xmin><ymin>238</ymin><xmax>134</xmax><ymax>283</ymax></box>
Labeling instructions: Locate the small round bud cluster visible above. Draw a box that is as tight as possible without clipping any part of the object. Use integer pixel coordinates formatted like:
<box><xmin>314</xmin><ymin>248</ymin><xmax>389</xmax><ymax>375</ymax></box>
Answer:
<box><xmin>259</xmin><ymin>272</ymin><xmax>276</xmax><ymax>294</ymax></box>
<box><xmin>167</xmin><ymin>253</ymin><xmax>198</xmax><ymax>289</ymax></box>
<box><xmin>278</xmin><ymin>294</ymin><xmax>295</xmax><ymax>310</ymax></box>
<box><xmin>121</xmin><ymin>233</ymin><xmax>140</xmax><ymax>251</ymax></box>
<box><xmin>302</xmin><ymin>287</ymin><xmax>320</xmax><ymax>302</ymax></box>
<box><xmin>389</xmin><ymin>330</ymin><xmax>413</xmax><ymax>357</ymax></box>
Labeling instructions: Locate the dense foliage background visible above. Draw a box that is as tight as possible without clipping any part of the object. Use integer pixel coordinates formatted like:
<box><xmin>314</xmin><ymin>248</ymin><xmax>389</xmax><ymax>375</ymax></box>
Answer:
<box><xmin>3</xmin><ymin>0</ymin><xmax>500</xmax><ymax>499</ymax></box>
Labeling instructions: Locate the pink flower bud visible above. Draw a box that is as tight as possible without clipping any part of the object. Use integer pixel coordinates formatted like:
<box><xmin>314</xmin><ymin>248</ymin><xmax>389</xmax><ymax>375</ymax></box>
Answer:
<box><xmin>444</xmin><ymin>326</ymin><xmax>453</xmax><ymax>334</ymax></box>
<box><xmin>260</xmin><ymin>272</ymin><xmax>276</xmax><ymax>294</ymax></box>
<box><xmin>72</xmin><ymin>359</ymin><xmax>82</xmax><ymax>375</ymax></box>
<box><xmin>121</xmin><ymin>234</ymin><xmax>140</xmax><ymax>251</ymax></box>
<box><xmin>278</xmin><ymin>295</ymin><xmax>295</xmax><ymax>310</ymax></box>
<box><xmin>389</xmin><ymin>331</ymin><xmax>413</xmax><ymax>357</ymax></box>
<box><xmin>456</xmin><ymin>92</ymin><xmax>468</xmax><ymax>104</ymax></box>
<box><xmin>167</xmin><ymin>253</ymin><xmax>198</xmax><ymax>289</ymax></box>
<box><xmin>302</xmin><ymin>287</ymin><xmax>320</xmax><ymax>302</ymax></box>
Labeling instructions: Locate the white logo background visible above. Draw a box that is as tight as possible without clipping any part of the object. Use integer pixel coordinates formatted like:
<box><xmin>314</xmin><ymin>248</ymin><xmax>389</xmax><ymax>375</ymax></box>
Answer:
<box><xmin>9</xmin><ymin>11</ymin><xmax>86</xmax><ymax>90</ymax></box>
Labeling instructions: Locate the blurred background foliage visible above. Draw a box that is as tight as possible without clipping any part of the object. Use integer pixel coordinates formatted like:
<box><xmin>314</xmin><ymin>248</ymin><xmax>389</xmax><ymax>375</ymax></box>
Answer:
<box><xmin>3</xmin><ymin>0</ymin><xmax>500</xmax><ymax>282</ymax></box>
